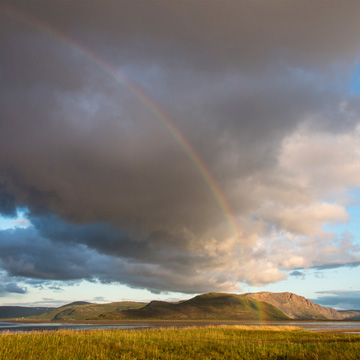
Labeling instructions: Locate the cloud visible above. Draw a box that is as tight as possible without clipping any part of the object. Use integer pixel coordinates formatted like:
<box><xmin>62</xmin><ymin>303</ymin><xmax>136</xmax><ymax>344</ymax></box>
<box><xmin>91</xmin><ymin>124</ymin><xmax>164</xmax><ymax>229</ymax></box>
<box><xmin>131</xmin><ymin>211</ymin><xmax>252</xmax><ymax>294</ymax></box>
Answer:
<box><xmin>0</xmin><ymin>1</ymin><xmax>360</xmax><ymax>294</ymax></box>
<box><xmin>312</xmin><ymin>290</ymin><xmax>360</xmax><ymax>310</ymax></box>
<box><xmin>313</xmin><ymin>261</ymin><xmax>360</xmax><ymax>270</ymax></box>
<box><xmin>0</xmin><ymin>272</ymin><xmax>27</xmax><ymax>296</ymax></box>
<box><xmin>10</xmin><ymin>218</ymin><xmax>31</xmax><ymax>228</ymax></box>
<box><xmin>0</xmin><ymin>226</ymin><xmax>115</xmax><ymax>282</ymax></box>
<box><xmin>0</xmin><ymin>220</ymin><xmax>244</xmax><ymax>293</ymax></box>
<box><xmin>4</xmin><ymin>283</ymin><xmax>27</xmax><ymax>294</ymax></box>
<box><xmin>92</xmin><ymin>297</ymin><xmax>107</xmax><ymax>302</ymax></box>
<box><xmin>290</xmin><ymin>271</ymin><xmax>305</xmax><ymax>278</ymax></box>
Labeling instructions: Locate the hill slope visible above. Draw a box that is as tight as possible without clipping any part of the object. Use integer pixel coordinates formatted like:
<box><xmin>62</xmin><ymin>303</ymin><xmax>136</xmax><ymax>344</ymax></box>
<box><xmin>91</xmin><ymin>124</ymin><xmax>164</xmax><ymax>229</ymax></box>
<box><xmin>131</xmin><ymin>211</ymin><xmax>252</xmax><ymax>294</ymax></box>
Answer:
<box><xmin>32</xmin><ymin>301</ymin><xmax>146</xmax><ymax>321</ymax></box>
<box><xmin>339</xmin><ymin>310</ymin><xmax>360</xmax><ymax>320</ymax></box>
<box><xmin>0</xmin><ymin>306</ymin><xmax>54</xmax><ymax>319</ymax></box>
<box><xmin>97</xmin><ymin>293</ymin><xmax>289</xmax><ymax>321</ymax></box>
<box><xmin>244</xmin><ymin>292</ymin><xmax>344</xmax><ymax>320</ymax></box>
<box><xmin>59</xmin><ymin>301</ymin><xmax>91</xmax><ymax>308</ymax></box>
<box><xmin>9</xmin><ymin>292</ymin><xmax>356</xmax><ymax>322</ymax></box>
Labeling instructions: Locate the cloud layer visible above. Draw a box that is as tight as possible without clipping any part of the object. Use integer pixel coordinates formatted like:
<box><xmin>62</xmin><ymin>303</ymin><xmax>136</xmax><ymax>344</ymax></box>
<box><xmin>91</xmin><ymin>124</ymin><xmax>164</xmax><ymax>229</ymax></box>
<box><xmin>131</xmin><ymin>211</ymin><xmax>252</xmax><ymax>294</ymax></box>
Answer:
<box><xmin>1</xmin><ymin>1</ymin><xmax>360</xmax><ymax>295</ymax></box>
<box><xmin>313</xmin><ymin>291</ymin><xmax>360</xmax><ymax>310</ymax></box>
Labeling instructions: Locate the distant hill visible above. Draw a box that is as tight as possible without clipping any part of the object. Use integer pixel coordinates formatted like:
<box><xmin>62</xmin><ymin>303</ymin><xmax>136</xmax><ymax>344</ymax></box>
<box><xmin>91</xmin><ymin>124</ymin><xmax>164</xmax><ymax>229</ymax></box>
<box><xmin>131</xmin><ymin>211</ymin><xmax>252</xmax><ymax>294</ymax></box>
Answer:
<box><xmin>96</xmin><ymin>292</ymin><xmax>360</xmax><ymax>321</ymax></box>
<box><xmin>339</xmin><ymin>310</ymin><xmax>360</xmax><ymax>320</ymax></box>
<box><xmin>96</xmin><ymin>293</ymin><xmax>289</xmax><ymax>321</ymax></box>
<box><xmin>59</xmin><ymin>301</ymin><xmax>92</xmax><ymax>308</ymax></box>
<box><xmin>4</xmin><ymin>291</ymin><xmax>358</xmax><ymax>322</ymax></box>
<box><xmin>32</xmin><ymin>301</ymin><xmax>146</xmax><ymax>321</ymax></box>
<box><xmin>244</xmin><ymin>292</ymin><xmax>344</xmax><ymax>320</ymax></box>
<box><xmin>0</xmin><ymin>306</ymin><xmax>54</xmax><ymax>319</ymax></box>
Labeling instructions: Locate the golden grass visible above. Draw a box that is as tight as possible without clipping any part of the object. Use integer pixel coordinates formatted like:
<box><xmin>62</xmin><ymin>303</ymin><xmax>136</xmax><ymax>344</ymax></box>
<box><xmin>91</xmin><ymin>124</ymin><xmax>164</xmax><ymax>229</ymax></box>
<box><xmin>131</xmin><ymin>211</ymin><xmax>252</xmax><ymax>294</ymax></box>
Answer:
<box><xmin>0</xmin><ymin>325</ymin><xmax>359</xmax><ymax>359</ymax></box>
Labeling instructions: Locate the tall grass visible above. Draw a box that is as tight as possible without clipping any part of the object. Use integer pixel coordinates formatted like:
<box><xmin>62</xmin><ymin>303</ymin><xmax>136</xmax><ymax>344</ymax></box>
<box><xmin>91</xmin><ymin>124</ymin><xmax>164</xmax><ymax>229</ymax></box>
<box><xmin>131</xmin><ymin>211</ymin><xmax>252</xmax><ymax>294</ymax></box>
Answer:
<box><xmin>1</xmin><ymin>325</ymin><xmax>359</xmax><ymax>359</ymax></box>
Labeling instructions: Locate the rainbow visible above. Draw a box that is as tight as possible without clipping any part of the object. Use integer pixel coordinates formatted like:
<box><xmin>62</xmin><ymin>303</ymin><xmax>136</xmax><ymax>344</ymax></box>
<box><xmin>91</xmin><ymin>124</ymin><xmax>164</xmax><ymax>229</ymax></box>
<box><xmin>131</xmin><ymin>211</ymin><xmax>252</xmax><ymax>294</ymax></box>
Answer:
<box><xmin>252</xmin><ymin>297</ymin><xmax>268</xmax><ymax>323</ymax></box>
<box><xmin>1</xmin><ymin>5</ymin><xmax>245</xmax><ymax>262</ymax></box>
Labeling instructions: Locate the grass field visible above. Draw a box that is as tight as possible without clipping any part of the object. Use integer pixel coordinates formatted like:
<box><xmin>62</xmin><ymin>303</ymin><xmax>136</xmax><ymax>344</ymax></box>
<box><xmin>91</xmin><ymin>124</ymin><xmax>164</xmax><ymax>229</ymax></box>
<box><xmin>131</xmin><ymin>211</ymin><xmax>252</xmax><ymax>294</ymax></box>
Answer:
<box><xmin>1</xmin><ymin>325</ymin><xmax>360</xmax><ymax>359</ymax></box>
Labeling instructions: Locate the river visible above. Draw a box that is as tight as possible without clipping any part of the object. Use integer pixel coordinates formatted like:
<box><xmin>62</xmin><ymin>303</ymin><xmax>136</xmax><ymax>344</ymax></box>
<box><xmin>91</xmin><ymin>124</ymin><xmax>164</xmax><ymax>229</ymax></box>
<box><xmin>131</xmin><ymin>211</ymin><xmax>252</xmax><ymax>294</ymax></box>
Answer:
<box><xmin>1</xmin><ymin>321</ymin><xmax>360</xmax><ymax>333</ymax></box>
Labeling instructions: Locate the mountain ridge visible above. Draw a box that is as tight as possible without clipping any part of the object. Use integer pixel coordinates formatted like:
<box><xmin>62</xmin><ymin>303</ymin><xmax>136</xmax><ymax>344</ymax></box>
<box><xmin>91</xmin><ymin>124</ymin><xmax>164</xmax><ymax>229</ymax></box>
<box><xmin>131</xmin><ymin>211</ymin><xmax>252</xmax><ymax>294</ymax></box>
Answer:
<box><xmin>244</xmin><ymin>292</ymin><xmax>344</xmax><ymax>320</ymax></box>
<box><xmin>2</xmin><ymin>292</ymin><xmax>359</xmax><ymax>321</ymax></box>
<box><xmin>96</xmin><ymin>292</ymin><xmax>289</xmax><ymax>321</ymax></box>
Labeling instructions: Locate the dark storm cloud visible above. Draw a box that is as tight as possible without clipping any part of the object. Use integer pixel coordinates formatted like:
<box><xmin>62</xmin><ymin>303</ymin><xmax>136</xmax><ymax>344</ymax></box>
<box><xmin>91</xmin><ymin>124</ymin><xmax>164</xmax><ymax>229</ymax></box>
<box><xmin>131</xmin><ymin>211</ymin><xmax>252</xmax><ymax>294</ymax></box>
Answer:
<box><xmin>0</xmin><ymin>184</ymin><xmax>17</xmax><ymax>217</ymax></box>
<box><xmin>1</xmin><ymin>1</ymin><xmax>360</xmax><ymax>293</ymax></box>
<box><xmin>0</xmin><ymin>226</ymin><xmax>109</xmax><ymax>281</ymax></box>
<box><xmin>5</xmin><ymin>1</ymin><xmax>360</xmax><ymax>69</ymax></box>
<box><xmin>0</xmin><ymin>219</ymin><xmax>234</xmax><ymax>293</ymax></box>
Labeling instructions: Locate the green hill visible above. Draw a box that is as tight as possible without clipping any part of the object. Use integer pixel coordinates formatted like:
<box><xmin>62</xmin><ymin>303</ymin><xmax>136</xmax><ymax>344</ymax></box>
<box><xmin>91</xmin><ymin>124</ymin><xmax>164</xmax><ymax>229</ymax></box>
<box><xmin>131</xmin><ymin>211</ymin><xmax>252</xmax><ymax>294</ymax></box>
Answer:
<box><xmin>7</xmin><ymin>292</ymin><xmax>351</xmax><ymax>322</ymax></box>
<box><xmin>32</xmin><ymin>301</ymin><xmax>146</xmax><ymax>321</ymax></box>
<box><xmin>0</xmin><ymin>306</ymin><xmax>54</xmax><ymax>319</ymax></box>
<box><xmin>96</xmin><ymin>293</ymin><xmax>289</xmax><ymax>321</ymax></box>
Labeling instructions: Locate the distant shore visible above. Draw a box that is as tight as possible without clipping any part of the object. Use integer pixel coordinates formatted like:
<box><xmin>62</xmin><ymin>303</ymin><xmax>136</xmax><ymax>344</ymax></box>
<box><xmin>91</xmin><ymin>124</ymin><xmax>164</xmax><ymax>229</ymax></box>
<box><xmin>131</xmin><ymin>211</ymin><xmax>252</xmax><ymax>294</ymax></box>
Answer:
<box><xmin>2</xmin><ymin>319</ymin><xmax>360</xmax><ymax>333</ymax></box>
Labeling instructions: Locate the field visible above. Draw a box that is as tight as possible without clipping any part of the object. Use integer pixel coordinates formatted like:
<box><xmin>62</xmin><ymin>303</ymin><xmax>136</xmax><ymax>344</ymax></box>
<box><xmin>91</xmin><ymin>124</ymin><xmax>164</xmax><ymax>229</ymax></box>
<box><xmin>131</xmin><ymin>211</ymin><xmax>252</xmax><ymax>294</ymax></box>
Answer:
<box><xmin>1</xmin><ymin>325</ymin><xmax>360</xmax><ymax>359</ymax></box>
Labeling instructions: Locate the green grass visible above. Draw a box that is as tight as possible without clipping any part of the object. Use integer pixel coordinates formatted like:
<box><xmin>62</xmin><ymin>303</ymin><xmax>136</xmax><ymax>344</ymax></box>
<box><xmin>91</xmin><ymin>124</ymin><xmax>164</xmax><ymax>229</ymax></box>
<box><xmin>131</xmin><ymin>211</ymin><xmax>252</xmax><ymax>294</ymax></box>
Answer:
<box><xmin>1</xmin><ymin>326</ymin><xmax>360</xmax><ymax>359</ymax></box>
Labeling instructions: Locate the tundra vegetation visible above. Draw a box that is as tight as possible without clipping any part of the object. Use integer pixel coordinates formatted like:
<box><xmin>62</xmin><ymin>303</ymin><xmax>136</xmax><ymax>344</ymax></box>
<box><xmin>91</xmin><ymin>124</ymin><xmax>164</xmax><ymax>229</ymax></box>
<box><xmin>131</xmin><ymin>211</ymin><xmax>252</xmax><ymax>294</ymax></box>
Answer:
<box><xmin>15</xmin><ymin>293</ymin><xmax>360</xmax><ymax>322</ymax></box>
<box><xmin>1</xmin><ymin>326</ymin><xmax>360</xmax><ymax>360</ymax></box>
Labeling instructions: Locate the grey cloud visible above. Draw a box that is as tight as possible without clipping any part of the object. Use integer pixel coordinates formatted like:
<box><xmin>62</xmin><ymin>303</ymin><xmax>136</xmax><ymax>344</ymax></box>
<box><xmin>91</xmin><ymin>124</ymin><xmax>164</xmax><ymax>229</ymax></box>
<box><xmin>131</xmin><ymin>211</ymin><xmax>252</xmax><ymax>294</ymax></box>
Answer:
<box><xmin>92</xmin><ymin>297</ymin><xmax>106</xmax><ymax>302</ymax></box>
<box><xmin>0</xmin><ymin>184</ymin><xmax>17</xmax><ymax>217</ymax></box>
<box><xmin>0</xmin><ymin>219</ymin><xmax>239</xmax><ymax>293</ymax></box>
<box><xmin>5</xmin><ymin>1</ymin><xmax>360</xmax><ymax>70</ymax></box>
<box><xmin>0</xmin><ymin>1</ymin><xmax>360</xmax><ymax>294</ymax></box>
<box><xmin>0</xmin><ymin>273</ymin><xmax>27</xmax><ymax>296</ymax></box>
<box><xmin>4</xmin><ymin>283</ymin><xmax>27</xmax><ymax>294</ymax></box>
<box><xmin>312</xmin><ymin>291</ymin><xmax>360</xmax><ymax>310</ymax></box>
<box><xmin>312</xmin><ymin>262</ymin><xmax>360</xmax><ymax>271</ymax></box>
<box><xmin>0</xmin><ymin>226</ymin><xmax>113</xmax><ymax>281</ymax></box>
<box><xmin>290</xmin><ymin>271</ymin><xmax>304</xmax><ymax>277</ymax></box>
<box><xmin>317</xmin><ymin>290</ymin><xmax>360</xmax><ymax>295</ymax></box>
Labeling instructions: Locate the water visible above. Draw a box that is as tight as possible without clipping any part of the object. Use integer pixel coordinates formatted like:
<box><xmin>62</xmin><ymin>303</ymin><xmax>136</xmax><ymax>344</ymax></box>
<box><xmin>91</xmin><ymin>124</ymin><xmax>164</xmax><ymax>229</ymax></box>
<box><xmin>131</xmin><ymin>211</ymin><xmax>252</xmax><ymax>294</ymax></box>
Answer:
<box><xmin>1</xmin><ymin>321</ymin><xmax>360</xmax><ymax>333</ymax></box>
<box><xmin>0</xmin><ymin>322</ymin><xmax>150</xmax><ymax>332</ymax></box>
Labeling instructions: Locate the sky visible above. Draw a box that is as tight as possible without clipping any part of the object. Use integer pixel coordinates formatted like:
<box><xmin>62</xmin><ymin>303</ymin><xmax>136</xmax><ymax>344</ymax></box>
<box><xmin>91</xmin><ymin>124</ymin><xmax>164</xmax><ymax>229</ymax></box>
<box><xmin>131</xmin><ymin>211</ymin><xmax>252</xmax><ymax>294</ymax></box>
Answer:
<box><xmin>0</xmin><ymin>1</ymin><xmax>360</xmax><ymax>310</ymax></box>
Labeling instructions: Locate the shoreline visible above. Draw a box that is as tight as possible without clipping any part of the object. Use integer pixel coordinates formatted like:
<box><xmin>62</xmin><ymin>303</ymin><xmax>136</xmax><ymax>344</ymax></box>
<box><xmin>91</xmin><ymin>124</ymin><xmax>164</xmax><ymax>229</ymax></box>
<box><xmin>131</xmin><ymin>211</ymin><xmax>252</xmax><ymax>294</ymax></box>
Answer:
<box><xmin>1</xmin><ymin>319</ymin><xmax>360</xmax><ymax>334</ymax></box>
<box><xmin>2</xmin><ymin>318</ymin><xmax>360</xmax><ymax>324</ymax></box>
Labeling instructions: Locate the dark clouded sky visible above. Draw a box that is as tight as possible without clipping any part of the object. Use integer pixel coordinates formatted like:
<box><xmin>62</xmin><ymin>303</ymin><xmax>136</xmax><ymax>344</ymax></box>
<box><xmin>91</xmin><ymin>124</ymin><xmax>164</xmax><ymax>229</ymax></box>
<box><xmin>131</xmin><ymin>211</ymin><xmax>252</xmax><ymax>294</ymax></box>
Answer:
<box><xmin>1</xmin><ymin>1</ymin><xmax>360</xmax><ymax>308</ymax></box>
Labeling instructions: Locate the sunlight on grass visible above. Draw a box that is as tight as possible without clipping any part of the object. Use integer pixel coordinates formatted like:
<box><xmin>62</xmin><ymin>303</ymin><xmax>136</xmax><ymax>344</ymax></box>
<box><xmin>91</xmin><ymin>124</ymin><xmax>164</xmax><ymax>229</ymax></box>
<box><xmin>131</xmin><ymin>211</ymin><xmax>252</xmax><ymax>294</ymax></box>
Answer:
<box><xmin>1</xmin><ymin>325</ymin><xmax>360</xmax><ymax>359</ymax></box>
